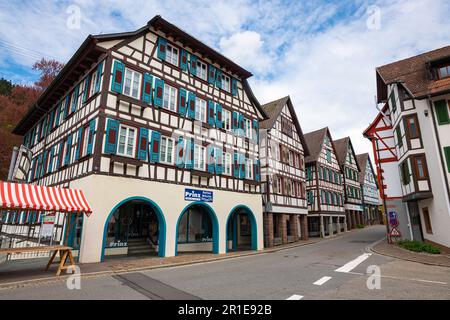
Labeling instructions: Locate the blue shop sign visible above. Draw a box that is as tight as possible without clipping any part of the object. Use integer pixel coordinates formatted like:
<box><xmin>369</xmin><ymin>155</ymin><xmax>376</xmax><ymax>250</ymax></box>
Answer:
<box><xmin>184</xmin><ymin>188</ymin><xmax>213</xmax><ymax>203</ymax></box>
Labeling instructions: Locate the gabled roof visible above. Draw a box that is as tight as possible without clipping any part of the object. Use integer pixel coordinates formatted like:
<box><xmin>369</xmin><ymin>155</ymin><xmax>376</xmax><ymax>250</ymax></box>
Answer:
<box><xmin>334</xmin><ymin>137</ymin><xmax>361</xmax><ymax>172</ymax></box>
<box><xmin>13</xmin><ymin>36</ymin><xmax>106</xmax><ymax>135</ymax></box>
<box><xmin>261</xmin><ymin>96</ymin><xmax>309</xmax><ymax>157</ymax></box>
<box><xmin>260</xmin><ymin>96</ymin><xmax>309</xmax><ymax>156</ymax></box>
<box><xmin>304</xmin><ymin>127</ymin><xmax>334</xmax><ymax>164</ymax></box>
<box><xmin>363</xmin><ymin>103</ymin><xmax>390</xmax><ymax>139</ymax></box>
<box><xmin>260</xmin><ymin>96</ymin><xmax>289</xmax><ymax>128</ymax></box>
<box><xmin>356</xmin><ymin>153</ymin><xmax>369</xmax><ymax>184</ymax></box>
<box><xmin>376</xmin><ymin>45</ymin><xmax>450</xmax><ymax>103</ymax></box>
<box><xmin>148</xmin><ymin>16</ymin><xmax>253</xmax><ymax>79</ymax></box>
<box><xmin>356</xmin><ymin>153</ymin><xmax>378</xmax><ymax>189</ymax></box>
<box><xmin>13</xmin><ymin>15</ymin><xmax>267</xmax><ymax>135</ymax></box>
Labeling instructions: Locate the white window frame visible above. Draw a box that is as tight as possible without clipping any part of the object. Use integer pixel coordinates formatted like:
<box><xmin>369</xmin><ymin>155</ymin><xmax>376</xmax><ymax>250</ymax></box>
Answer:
<box><xmin>117</xmin><ymin>124</ymin><xmax>136</xmax><ymax>158</ymax></box>
<box><xmin>123</xmin><ymin>68</ymin><xmax>142</xmax><ymax>99</ymax></box>
<box><xmin>82</xmin><ymin>125</ymin><xmax>91</xmax><ymax>157</ymax></box>
<box><xmin>246</xmin><ymin>158</ymin><xmax>253</xmax><ymax>180</ymax></box>
<box><xmin>244</xmin><ymin>118</ymin><xmax>252</xmax><ymax>139</ymax></box>
<box><xmin>166</xmin><ymin>44</ymin><xmax>179</xmax><ymax>66</ymax></box>
<box><xmin>163</xmin><ymin>83</ymin><xmax>177</xmax><ymax>112</ymax></box>
<box><xmin>58</xmin><ymin>102</ymin><xmax>65</xmax><ymax>124</ymax></box>
<box><xmin>195</xmin><ymin>97</ymin><xmax>207</xmax><ymax>122</ymax></box>
<box><xmin>89</xmin><ymin>72</ymin><xmax>97</xmax><ymax>97</ymax></box>
<box><xmin>196</xmin><ymin>60</ymin><xmax>207</xmax><ymax>81</ymax></box>
<box><xmin>222</xmin><ymin>74</ymin><xmax>231</xmax><ymax>92</ymax></box>
<box><xmin>194</xmin><ymin>145</ymin><xmax>206</xmax><ymax>171</ymax></box>
<box><xmin>291</xmin><ymin>180</ymin><xmax>296</xmax><ymax>197</ymax></box>
<box><xmin>160</xmin><ymin>136</ymin><xmax>174</xmax><ymax>164</ymax></box>
<box><xmin>223</xmin><ymin>152</ymin><xmax>232</xmax><ymax>175</ymax></box>
<box><xmin>223</xmin><ymin>109</ymin><xmax>231</xmax><ymax>131</ymax></box>
<box><xmin>70</xmin><ymin>90</ymin><xmax>78</xmax><ymax>113</ymax></box>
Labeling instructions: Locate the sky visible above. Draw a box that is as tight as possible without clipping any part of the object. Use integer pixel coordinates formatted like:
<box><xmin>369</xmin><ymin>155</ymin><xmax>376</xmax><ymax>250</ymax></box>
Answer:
<box><xmin>0</xmin><ymin>0</ymin><xmax>449</xmax><ymax>160</ymax></box>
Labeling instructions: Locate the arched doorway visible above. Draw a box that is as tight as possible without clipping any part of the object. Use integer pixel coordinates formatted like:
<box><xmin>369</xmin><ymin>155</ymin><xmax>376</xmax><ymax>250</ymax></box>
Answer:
<box><xmin>226</xmin><ymin>205</ymin><xmax>257</xmax><ymax>252</ymax></box>
<box><xmin>101</xmin><ymin>197</ymin><xmax>166</xmax><ymax>260</ymax></box>
<box><xmin>175</xmin><ymin>202</ymin><xmax>219</xmax><ymax>255</ymax></box>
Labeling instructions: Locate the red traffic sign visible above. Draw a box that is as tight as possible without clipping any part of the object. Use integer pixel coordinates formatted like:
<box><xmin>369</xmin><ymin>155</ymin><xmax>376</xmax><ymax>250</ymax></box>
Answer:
<box><xmin>390</xmin><ymin>227</ymin><xmax>401</xmax><ymax>237</ymax></box>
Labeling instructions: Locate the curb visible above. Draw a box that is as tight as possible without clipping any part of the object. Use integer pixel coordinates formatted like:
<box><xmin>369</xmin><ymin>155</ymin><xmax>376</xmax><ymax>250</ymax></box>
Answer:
<box><xmin>369</xmin><ymin>242</ymin><xmax>450</xmax><ymax>268</ymax></box>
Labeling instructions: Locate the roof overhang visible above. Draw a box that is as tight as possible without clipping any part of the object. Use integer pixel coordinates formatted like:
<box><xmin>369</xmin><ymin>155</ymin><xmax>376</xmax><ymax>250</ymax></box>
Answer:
<box><xmin>13</xmin><ymin>36</ymin><xmax>107</xmax><ymax>135</ymax></box>
<box><xmin>148</xmin><ymin>15</ymin><xmax>253</xmax><ymax>79</ymax></box>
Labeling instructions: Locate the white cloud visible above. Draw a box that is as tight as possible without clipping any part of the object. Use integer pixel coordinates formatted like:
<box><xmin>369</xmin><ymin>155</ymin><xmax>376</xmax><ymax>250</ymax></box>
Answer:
<box><xmin>219</xmin><ymin>31</ymin><xmax>271</xmax><ymax>74</ymax></box>
<box><xmin>1</xmin><ymin>0</ymin><xmax>449</xmax><ymax>161</ymax></box>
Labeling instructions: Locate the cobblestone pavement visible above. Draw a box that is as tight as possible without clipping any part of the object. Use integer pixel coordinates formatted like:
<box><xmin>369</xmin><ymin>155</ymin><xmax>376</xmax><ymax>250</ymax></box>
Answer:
<box><xmin>0</xmin><ymin>237</ymin><xmax>320</xmax><ymax>288</ymax></box>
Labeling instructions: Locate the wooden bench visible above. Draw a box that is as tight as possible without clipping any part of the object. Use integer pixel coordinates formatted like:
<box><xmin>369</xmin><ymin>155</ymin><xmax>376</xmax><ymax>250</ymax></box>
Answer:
<box><xmin>0</xmin><ymin>245</ymin><xmax>75</xmax><ymax>276</ymax></box>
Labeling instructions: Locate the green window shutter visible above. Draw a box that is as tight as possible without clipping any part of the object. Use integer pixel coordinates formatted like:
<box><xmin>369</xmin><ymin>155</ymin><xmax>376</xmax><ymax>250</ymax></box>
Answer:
<box><xmin>153</xmin><ymin>78</ymin><xmax>164</xmax><ymax>108</ymax></box>
<box><xmin>138</xmin><ymin>128</ymin><xmax>149</xmax><ymax>161</ymax></box>
<box><xmin>232</xmin><ymin>78</ymin><xmax>238</xmax><ymax>96</ymax></box>
<box><xmin>150</xmin><ymin>131</ymin><xmax>161</xmax><ymax>163</ymax></box>
<box><xmin>444</xmin><ymin>146</ymin><xmax>450</xmax><ymax>173</ymax></box>
<box><xmin>104</xmin><ymin>119</ymin><xmax>119</xmax><ymax>154</ymax></box>
<box><xmin>401</xmin><ymin>161</ymin><xmax>411</xmax><ymax>185</ymax></box>
<box><xmin>178</xmin><ymin>88</ymin><xmax>187</xmax><ymax>117</ymax></box>
<box><xmin>180</xmin><ymin>49</ymin><xmax>188</xmax><ymax>71</ymax></box>
<box><xmin>208</xmin><ymin>65</ymin><xmax>216</xmax><ymax>84</ymax></box>
<box><xmin>390</xmin><ymin>91</ymin><xmax>397</xmax><ymax>112</ymax></box>
<box><xmin>396</xmin><ymin>126</ymin><xmax>403</xmax><ymax>147</ymax></box>
<box><xmin>189</xmin><ymin>54</ymin><xmax>197</xmax><ymax>76</ymax></box>
<box><xmin>187</xmin><ymin>92</ymin><xmax>196</xmax><ymax>119</ymax></box>
<box><xmin>141</xmin><ymin>73</ymin><xmax>153</xmax><ymax>104</ymax></box>
<box><xmin>176</xmin><ymin>136</ymin><xmax>185</xmax><ymax>168</ymax></box>
<box><xmin>157</xmin><ymin>37</ymin><xmax>167</xmax><ymax>61</ymax></box>
<box><xmin>94</xmin><ymin>61</ymin><xmax>103</xmax><ymax>93</ymax></box>
<box><xmin>434</xmin><ymin>100</ymin><xmax>450</xmax><ymax>125</ymax></box>
<box><xmin>86</xmin><ymin>119</ymin><xmax>96</xmax><ymax>155</ymax></box>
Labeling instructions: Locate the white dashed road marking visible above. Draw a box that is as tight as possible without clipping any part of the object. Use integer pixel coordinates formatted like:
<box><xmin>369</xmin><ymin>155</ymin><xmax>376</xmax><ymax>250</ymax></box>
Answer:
<box><xmin>335</xmin><ymin>253</ymin><xmax>372</xmax><ymax>273</ymax></box>
<box><xmin>313</xmin><ymin>276</ymin><xmax>332</xmax><ymax>286</ymax></box>
<box><xmin>286</xmin><ymin>294</ymin><xmax>304</xmax><ymax>300</ymax></box>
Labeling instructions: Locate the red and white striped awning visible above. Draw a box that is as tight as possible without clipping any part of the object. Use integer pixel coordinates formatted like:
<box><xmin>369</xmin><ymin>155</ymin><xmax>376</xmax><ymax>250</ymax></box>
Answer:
<box><xmin>0</xmin><ymin>182</ymin><xmax>92</xmax><ymax>216</ymax></box>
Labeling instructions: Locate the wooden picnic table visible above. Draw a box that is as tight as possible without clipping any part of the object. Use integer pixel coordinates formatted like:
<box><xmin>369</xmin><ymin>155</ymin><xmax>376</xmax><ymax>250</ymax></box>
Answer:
<box><xmin>0</xmin><ymin>245</ymin><xmax>75</xmax><ymax>276</ymax></box>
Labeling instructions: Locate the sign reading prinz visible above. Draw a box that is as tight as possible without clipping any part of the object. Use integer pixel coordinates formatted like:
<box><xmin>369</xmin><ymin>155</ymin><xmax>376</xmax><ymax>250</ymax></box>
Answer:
<box><xmin>184</xmin><ymin>188</ymin><xmax>213</xmax><ymax>203</ymax></box>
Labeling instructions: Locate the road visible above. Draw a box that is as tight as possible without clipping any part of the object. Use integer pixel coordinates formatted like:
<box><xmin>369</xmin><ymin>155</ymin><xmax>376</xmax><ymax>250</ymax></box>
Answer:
<box><xmin>0</xmin><ymin>225</ymin><xmax>449</xmax><ymax>300</ymax></box>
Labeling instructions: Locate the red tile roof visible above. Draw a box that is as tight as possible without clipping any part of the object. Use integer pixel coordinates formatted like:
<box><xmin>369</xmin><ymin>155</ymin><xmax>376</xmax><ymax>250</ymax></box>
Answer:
<box><xmin>377</xmin><ymin>45</ymin><xmax>450</xmax><ymax>102</ymax></box>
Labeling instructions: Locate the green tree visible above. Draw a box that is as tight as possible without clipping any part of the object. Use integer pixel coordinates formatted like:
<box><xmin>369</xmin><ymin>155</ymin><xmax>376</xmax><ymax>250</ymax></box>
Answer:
<box><xmin>0</xmin><ymin>78</ymin><xmax>13</xmax><ymax>96</ymax></box>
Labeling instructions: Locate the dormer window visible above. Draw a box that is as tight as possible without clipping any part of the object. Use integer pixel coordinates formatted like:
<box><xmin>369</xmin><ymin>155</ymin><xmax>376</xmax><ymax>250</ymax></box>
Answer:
<box><xmin>438</xmin><ymin>65</ymin><xmax>450</xmax><ymax>79</ymax></box>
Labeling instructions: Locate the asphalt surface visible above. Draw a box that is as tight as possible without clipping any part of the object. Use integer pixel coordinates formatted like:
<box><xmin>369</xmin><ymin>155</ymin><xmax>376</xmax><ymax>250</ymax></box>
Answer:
<box><xmin>0</xmin><ymin>225</ymin><xmax>449</xmax><ymax>300</ymax></box>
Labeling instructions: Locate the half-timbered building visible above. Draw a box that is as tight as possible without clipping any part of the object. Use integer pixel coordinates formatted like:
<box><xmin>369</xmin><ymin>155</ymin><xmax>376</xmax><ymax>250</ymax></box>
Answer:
<box><xmin>356</xmin><ymin>153</ymin><xmax>381</xmax><ymax>225</ymax></box>
<box><xmin>363</xmin><ymin>104</ymin><xmax>414</xmax><ymax>240</ymax></box>
<box><xmin>369</xmin><ymin>46</ymin><xmax>450</xmax><ymax>251</ymax></box>
<box><xmin>11</xmin><ymin>16</ymin><xmax>268</xmax><ymax>263</ymax></box>
<box><xmin>333</xmin><ymin>137</ymin><xmax>363</xmax><ymax>229</ymax></box>
<box><xmin>304</xmin><ymin>128</ymin><xmax>346</xmax><ymax>237</ymax></box>
<box><xmin>259</xmin><ymin>96</ymin><xmax>309</xmax><ymax>247</ymax></box>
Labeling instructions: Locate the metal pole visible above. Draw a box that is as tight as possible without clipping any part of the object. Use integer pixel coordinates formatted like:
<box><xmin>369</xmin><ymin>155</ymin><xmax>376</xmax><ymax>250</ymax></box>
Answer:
<box><xmin>373</xmin><ymin>137</ymin><xmax>391</xmax><ymax>243</ymax></box>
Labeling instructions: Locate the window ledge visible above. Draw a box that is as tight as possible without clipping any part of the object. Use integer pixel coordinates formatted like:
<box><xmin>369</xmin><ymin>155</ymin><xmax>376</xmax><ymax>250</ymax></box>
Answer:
<box><xmin>244</xmin><ymin>179</ymin><xmax>260</xmax><ymax>185</ymax></box>
<box><xmin>191</xmin><ymin>170</ymin><xmax>213</xmax><ymax>178</ymax></box>
<box><xmin>110</xmin><ymin>154</ymin><xmax>143</xmax><ymax>167</ymax></box>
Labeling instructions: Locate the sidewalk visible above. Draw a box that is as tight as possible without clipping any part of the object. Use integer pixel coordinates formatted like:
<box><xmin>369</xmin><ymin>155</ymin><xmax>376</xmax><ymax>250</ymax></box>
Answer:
<box><xmin>0</xmin><ymin>237</ymin><xmax>324</xmax><ymax>289</ymax></box>
<box><xmin>371</xmin><ymin>239</ymin><xmax>450</xmax><ymax>267</ymax></box>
